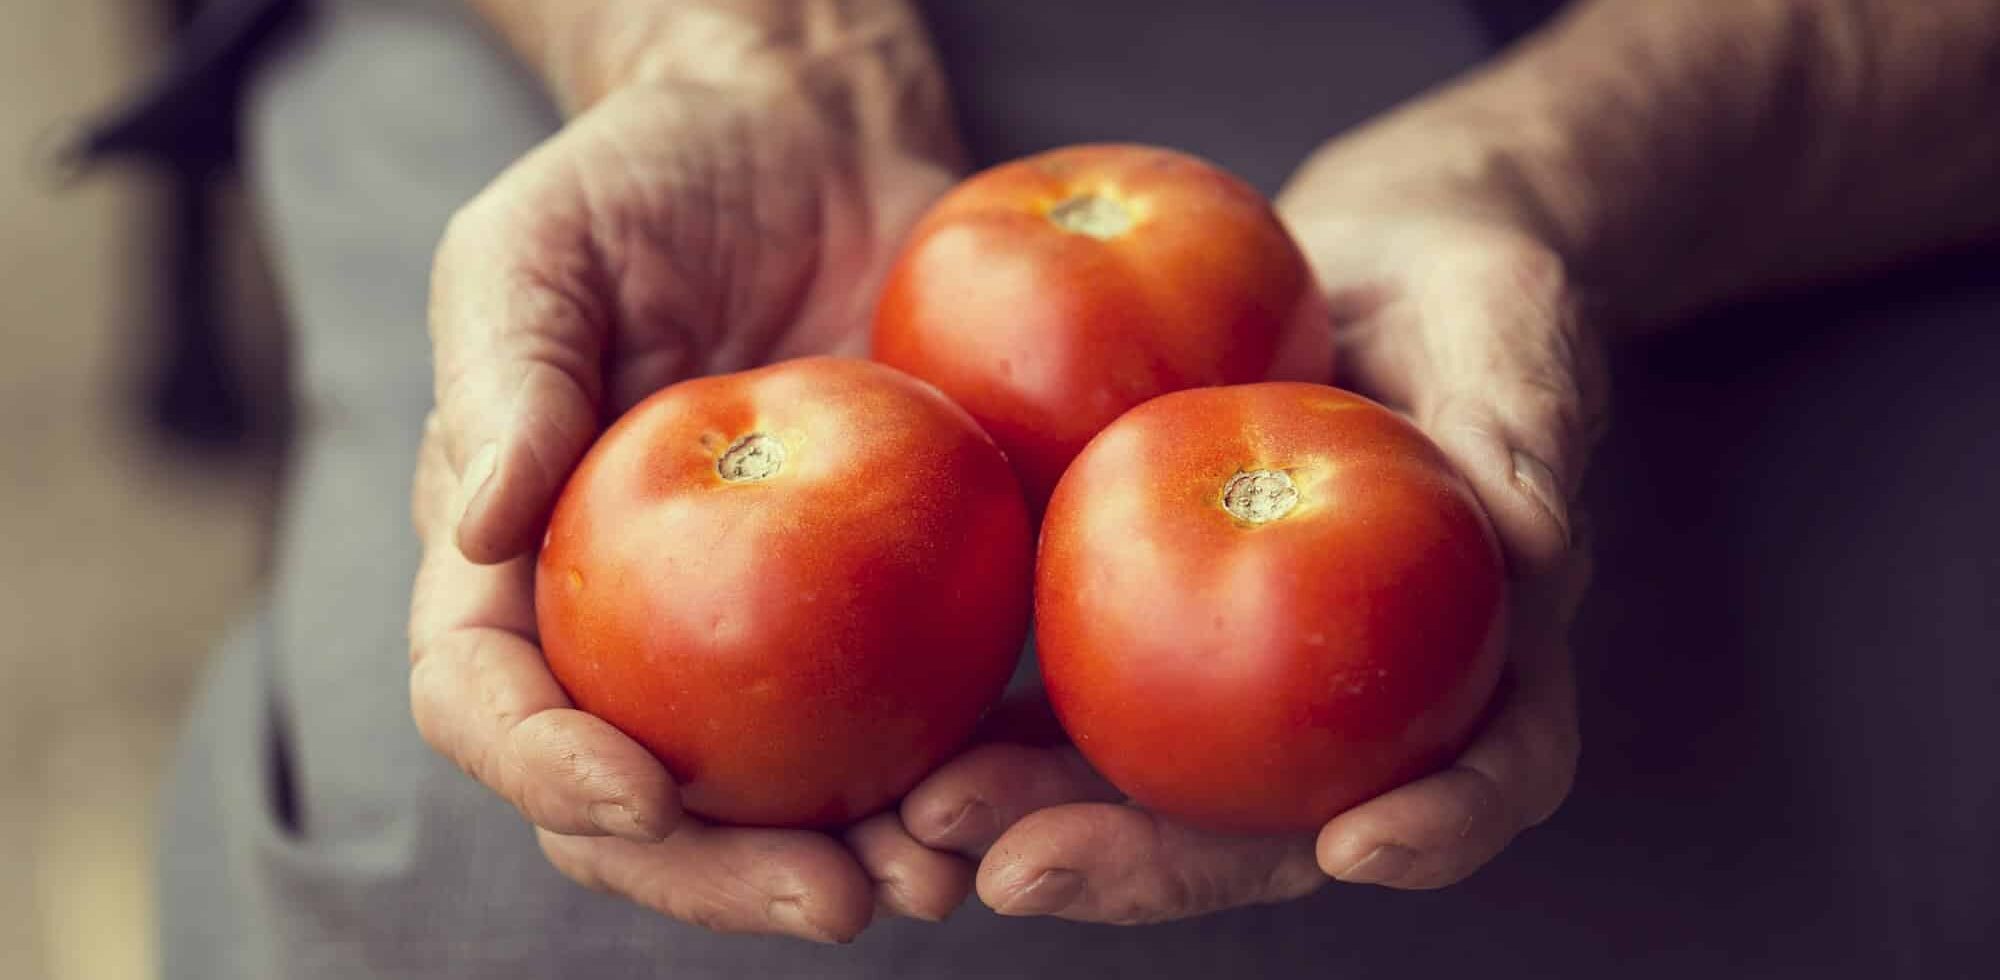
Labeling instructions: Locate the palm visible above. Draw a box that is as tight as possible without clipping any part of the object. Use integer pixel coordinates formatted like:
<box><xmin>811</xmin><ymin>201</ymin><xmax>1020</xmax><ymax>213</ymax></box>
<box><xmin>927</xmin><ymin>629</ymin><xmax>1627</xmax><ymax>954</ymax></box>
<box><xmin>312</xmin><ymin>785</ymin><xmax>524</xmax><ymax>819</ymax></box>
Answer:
<box><xmin>414</xmin><ymin>81</ymin><xmax>974</xmax><ymax>940</ymax></box>
<box><xmin>457</xmin><ymin>82</ymin><xmax>956</xmax><ymax>423</ymax></box>
<box><xmin>894</xmin><ymin>202</ymin><xmax>1603</xmax><ymax>921</ymax></box>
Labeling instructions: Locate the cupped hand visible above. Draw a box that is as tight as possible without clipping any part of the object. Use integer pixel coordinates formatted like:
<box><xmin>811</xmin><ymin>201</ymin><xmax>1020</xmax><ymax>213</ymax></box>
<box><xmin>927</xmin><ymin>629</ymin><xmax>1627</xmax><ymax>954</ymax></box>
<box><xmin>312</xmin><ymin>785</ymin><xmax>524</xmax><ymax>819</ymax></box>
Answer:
<box><xmin>407</xmin><ymin>78</ymin><xmax>969</xmax><ymax>942</ymax></box>
<box><xmin>899</xmin><ymin>140</ymin><xmax>1608</xmax><ymax>923</ymax></box>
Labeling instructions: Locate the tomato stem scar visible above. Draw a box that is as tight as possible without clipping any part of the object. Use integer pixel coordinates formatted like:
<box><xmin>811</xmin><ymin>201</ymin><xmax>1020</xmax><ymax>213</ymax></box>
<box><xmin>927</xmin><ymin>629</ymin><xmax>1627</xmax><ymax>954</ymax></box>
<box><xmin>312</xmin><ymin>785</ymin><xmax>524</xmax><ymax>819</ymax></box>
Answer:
<box><xmin>1047</xmin><ymin>193</ymin><xmax>1134</xmax><ymax>240</ymax></box>
<box><xmin>717</xmin><ymin>433</ymin><xmax>786</xmax><ymax>481</ymax></box>
<box><xmin>1222</xmin><ymin>469</ymin><xmax>1299</xmax><ymax>524</ymax></box>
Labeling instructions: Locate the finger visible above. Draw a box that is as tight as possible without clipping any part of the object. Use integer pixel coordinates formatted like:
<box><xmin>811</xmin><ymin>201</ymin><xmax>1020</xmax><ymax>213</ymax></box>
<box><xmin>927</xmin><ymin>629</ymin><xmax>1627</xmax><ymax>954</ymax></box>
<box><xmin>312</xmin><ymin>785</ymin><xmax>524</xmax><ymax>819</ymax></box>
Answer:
<box><xmin>409</xmin><ymin>498</ymin><xmax>677</xmax><ymax>841</ymax></box>
<box><xmin>844</xmin><ymin>812</ymin><xmax>974</xmax><ymax>922</ymax></box>
<box><xmin>1327</xmin><ymin>233</ymin><xmax>1605</xmax><ymax>577</ymax></box>
<box><xmin>976</xmin><ymin>803</ymin><xmax>1324</xmax><ymax>924</ymax></box>
<box><xmin>413</xmin><ymin>411</ymin><xmax>456</xmax><ymax>541</ymax></box>
<box><xmin>1315</xmin><ymin>698</ymin><xmax>1577</xmax><ymax>890</ymax></box>
<box><xmin>427</xmin><ymin>102</ymin><xmax>723</xmax><ymax>566</ymax></box>
<box><xmin>538</xmin><ymin>824</ymin><xmax>875</xmax><ymax>944</ymax></box>
<box><xmin>1422</xmin><ymin>390</ymin><xmax>1583</xmax><ymax>579</ymax></box>
<box><xmin>1416</xmin><ymin>248</ymin><xmax>1599</xmax><ymax>575</ymax></box>
<box><xmin>901</xmin><ymin>743</ymin><xmax>1122</xmax><ymax>856</ymax></box>
<box><xmin>429</xmin><ymin>186</ymin><xmax>610</xmax><ymax>565</ymax></box>
<box><xmin>1318</xmin><ymin>548</ymin><xmax>1590</xmax><ymax>890</ymax></box>
<box><xmin>409</xmin><ymin>626</ymin><xmax>680</xmax><ymax>842</ymax></box>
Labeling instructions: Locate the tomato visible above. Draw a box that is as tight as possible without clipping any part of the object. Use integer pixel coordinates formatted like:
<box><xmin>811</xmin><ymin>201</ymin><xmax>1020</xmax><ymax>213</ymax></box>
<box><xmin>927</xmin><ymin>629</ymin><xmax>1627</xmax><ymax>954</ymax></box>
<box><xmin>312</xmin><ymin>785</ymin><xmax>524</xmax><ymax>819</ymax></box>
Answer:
<box><xmin>872</xmin><ymin>144</ymin><xmax>1332</xmax><ymax>510</ymax></box>
<box><xmin>1035</xmin><ymin>382</ymin><xmax>1505</xmax><ymax>834</ymax></box>
<box><xmin>535</xmin><ymin>357</ymin><xmax>1034</xmax><ymax>828</ymax></box>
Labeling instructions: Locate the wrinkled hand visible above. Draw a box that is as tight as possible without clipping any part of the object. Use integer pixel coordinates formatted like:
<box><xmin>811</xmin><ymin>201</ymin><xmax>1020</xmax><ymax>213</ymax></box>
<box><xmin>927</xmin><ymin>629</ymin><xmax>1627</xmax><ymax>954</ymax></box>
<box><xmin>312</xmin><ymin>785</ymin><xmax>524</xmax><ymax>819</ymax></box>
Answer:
<box><xmin>899</xmin><ymin>142</ymin><xmax>1607</xmax><ymax>923</ymax></box>
<box><xmin>407</xmin><ymin>80</ymin><xmax>967</xmax><ymax>942</ymax></box>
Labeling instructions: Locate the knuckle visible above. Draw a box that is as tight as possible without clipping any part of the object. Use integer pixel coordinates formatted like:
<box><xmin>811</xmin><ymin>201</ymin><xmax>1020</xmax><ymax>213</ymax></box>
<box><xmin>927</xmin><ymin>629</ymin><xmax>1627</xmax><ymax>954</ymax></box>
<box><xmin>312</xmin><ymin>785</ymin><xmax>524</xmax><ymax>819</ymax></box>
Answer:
<box><xmin>406</xmin><ymin>652</ymin><xmax>456</xmax><ymax>749</ymax></box>
<box><xmin>496</xmin><ymin>266</ymin><xmax>601</xmax><ymax>357</ymax></box>
<box><xmin>1147</xmin><ymin>872</ymin><xmax>1206</xmax><ymax>924</ymax></box>
<box><xmin>406</xmin><ymin>613</ymin><xmax>435</xmax><ymax>667</ymax></box>
<box><xmin>438</xmin><ymin>199</ymin><xmax>492</xmax><ymax>260</ymax></box>
<box><xmin>870</xmin><ymin>866</ymin><xmax>915</xmax><ymax>909</ymax></box>
<box><xmin>509</xmin><ymin>363</ymin><xmax>600</xmax><ymax>486</ymax></box>
<box><xmin>1463</xmin><ymin>766</ymin><xmax>1511</xmax><ymax>832</ymax></box>
<box><xmin>429</xmin><ymin>362</ymin><xmax>477</xmax><ymax>454</ymax></box>
<box><xmin>431</xmin><ymin>204</ymin><xmax>489</xmax><ymax>322</ymax></box>
<box><xmin>1099</xmin><ymin>893</ymin><xmax>1172</xmax><ymax>927</ymax></box>
<box><xmin>510</xmin><ymin>711</ymin><xmax>597</xmax><ymax>791</ymax></box>
<box><xmin>407</xmin><ymin>555</ymin><xmax>445</xmax><ymax>637</ymax></box>
<box><xmin>1259</xmin><ymin>852</ymin><xmax>1327</xmax><ymax>904</ymax></box>
<box><xmin>1114</xmin><ymin>863</ymin><xmax>1245</xmax><ymax>925</ymax></box>
<box><xmin>1500</xmin><ymin>240</ymin><xmax>1568</xmax><ymax>304</ymax></box>
<box><xmin>1444</xmin><ymin>223</ymin><xmax>1566</xmax><ymax>303</ymax></box>
<box><xmin>1444</xmin><ymin>761</ymin><xmax>1513</xmax><ymax>842</ymax></box>
<box><xmin>672</xmin><ymin>897</ymin><xmax>742</xmax><ymax>934</ymax></box>
<box><xmin>656</xmin><ymin>879</ymin><xmax>755</xmax><ymax>934</ymax></box>
<box><xmin>1421</xmin><ymin>392</ymin><xmax>1504</xmax><ymax>447</ymax></box>
<box><xmin>407</xmin><ymin>637</ymin><xmax>530</xmax><ymax>800</ymax></box>
<box><xmin>1506</xmin><ymin>376</ymin><xmax>1585</xmax><ymax>440</ymax></box>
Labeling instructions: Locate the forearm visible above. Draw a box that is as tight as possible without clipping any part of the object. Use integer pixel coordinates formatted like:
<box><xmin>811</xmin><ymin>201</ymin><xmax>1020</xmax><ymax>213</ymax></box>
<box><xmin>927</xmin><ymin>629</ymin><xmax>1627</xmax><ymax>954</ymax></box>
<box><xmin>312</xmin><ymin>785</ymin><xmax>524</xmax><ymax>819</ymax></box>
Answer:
<box><xmin>1314</xmin><ymin>0</ymin><xmax>2000</xmax><ymax>332</ymax></box>
<box><xmin>465</xmin><ymin>0</ymin><xmax>959</xmax><ymax>158</ymax></box>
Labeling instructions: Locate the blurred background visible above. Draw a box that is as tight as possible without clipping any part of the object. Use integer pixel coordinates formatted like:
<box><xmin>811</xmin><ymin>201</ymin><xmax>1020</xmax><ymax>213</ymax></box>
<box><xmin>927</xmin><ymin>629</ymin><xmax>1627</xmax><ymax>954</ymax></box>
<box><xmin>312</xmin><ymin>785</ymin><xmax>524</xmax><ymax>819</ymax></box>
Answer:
<box><xmin>1</xmin><ymin>2</ymin><xmax>287</xmax><ymax>978</ymax></box>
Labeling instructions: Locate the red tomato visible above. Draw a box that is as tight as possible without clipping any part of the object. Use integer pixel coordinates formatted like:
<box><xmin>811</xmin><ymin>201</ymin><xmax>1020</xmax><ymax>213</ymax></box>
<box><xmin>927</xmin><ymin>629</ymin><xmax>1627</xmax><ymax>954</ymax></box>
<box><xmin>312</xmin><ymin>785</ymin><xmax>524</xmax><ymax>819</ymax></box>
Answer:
<box><xmin>872</xmin><ymin>144</ymin><xmax>1332</xmax><ymax>509</ymax></box>
<box><xmin>536</xmin><ymin>357</ymin><xmax>1033</xmax><ymax>828</ymax></box>
<box><xmin>1035</xmin><ymin>383</ymin><xmax>1505</xmax><ymax>834</ymax></box>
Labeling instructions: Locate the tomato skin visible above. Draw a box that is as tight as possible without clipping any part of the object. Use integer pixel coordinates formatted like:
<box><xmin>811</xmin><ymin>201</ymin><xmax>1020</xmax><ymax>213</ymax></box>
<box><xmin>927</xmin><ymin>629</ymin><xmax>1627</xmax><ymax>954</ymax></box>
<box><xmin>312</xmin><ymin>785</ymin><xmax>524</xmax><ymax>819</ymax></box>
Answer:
<box><xmin>1035</xmin><ymin>383</ymin><xmax>1505</xmax><ymax>835</ymax></box>
<box><xmin>872</xmin><ymin>144</ymin><xmax>1332</xmax><ymax>510</ymax></box>
<box><xmin>535</xmin><ymin>357</ymin><xmax>1034</xmax><ymax>828</ymax></box>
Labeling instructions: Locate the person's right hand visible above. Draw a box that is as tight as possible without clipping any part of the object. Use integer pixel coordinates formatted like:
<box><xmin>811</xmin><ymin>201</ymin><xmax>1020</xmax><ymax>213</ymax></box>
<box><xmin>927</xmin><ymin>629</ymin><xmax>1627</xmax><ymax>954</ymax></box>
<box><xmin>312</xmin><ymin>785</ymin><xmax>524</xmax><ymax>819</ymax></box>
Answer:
<box><xmin>407</xmin><ymin>61</ymin><xmax>969</xmax><ymax>943</ymax></box>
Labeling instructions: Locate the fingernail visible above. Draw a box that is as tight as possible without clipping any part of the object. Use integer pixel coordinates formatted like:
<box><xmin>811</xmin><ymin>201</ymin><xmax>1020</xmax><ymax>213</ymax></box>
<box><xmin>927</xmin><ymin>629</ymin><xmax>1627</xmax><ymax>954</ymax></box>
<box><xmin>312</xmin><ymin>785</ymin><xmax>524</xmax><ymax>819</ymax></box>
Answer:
<box><xmin>1336</xmin><ymin>844</ymin><xmax>1416</xmax><ymax>885</ymax></box>
<box><xmin>768</xmin><ymin>897</ymin><xmax>843</xmax><ymax>944</ymax></box>
<box><xmin>997</xmin><ymin>868</ymin><xmax>1082</xmax><ymax>916</ymax></box>
<box><xmin>933</xmin><ymin>800</ymin><xmax>993</xmax><ymax>845</ymax></box>
<box><xmin>1510</xmin><ymin>450</ymin><xmax>1571</xmax><ymax>548</ymax></box>
<box><xmin>455</xmin><ymin>442</ymin><xmax>499</xmax><ymax>530</ymax></box>
<box><xmin>877</xmin><ymin>876</ymin><xmax>951</xmax><ymax>923</ymax></box>
<box><xmin>586</xmin><ymin>801</ymin><xmax>660</xmax><ymax>843</ymax></box>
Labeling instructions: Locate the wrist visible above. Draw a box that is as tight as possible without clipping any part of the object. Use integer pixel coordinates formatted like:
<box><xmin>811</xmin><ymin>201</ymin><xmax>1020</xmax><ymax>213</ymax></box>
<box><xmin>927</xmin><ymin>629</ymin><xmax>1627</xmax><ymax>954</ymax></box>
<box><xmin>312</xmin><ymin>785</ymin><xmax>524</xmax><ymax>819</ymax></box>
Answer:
<box><xmin>475</xmin><ymin>0</ymin><xmax>962</xmax><ymax>164</ymax></box>
<box><xmin>1286</xmin><ymin>0</ymin><xmax>1821</xmax><ymax>335</ymax></box>
<box><xmin>1455</xmin><ymin>7</ymin><xmax>1790</xmax><ymax>335</ymax></box>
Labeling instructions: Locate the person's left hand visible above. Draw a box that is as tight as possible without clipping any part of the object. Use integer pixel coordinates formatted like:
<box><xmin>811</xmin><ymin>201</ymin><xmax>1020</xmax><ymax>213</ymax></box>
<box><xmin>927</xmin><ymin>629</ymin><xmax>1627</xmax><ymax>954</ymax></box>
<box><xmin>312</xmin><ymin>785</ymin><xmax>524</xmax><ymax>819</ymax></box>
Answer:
<box><xmin>897</xmin><ymin>131</ymin><xmax>1607</xmax><ymax>923</ymax></box>
<box><xmin>408</xmin><ymin>59</ymin><xmax>976</xmax><ymax>941</ymax></box>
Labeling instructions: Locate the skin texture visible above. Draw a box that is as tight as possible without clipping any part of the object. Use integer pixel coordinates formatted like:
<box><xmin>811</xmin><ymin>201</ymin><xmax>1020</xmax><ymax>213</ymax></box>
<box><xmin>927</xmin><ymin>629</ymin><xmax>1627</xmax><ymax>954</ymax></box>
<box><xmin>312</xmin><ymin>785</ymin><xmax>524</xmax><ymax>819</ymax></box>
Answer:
<box><xmin>535</xmin><ymin>357</ymin><xmax>1032</xmax><ymax>828</ymax></box>
<box><xmin>872</xmin><ymin>144</ymin><xmax>1332</xmax><ymax>507</ymax></box>
<box><xmin>903</xmin><ymin>0</ymin><xmax>2000</xmax><ymax>924</ymax></box>
<box><xmin>412</xmin><ymin>0</ymin><xmax>985</xmax><ymax>941</ymax></box>
<box><xmin>426</xmin><ymin>0</ymin><xmax>2000</xmax><ymax>940</ymax></box>
<box><xmin>1295</xmin><ymin>0</ymin><xmax>2000</xmax><ymax>335</ymax></box>
<box><xmin>1036</xmin><ymin>384</ymin><xmax>1506</xmax><ymax>835</ymax></box>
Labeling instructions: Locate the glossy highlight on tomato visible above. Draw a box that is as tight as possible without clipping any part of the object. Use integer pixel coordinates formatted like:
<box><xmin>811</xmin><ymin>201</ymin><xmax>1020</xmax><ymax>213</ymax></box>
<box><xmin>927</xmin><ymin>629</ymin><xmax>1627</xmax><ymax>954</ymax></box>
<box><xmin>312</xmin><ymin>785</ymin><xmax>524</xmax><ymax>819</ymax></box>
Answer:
<box><xmin>535</xmin><ymin>357</ymin><xmax>1034</xmax><ymax>828</ymax></box>
<box><xmin>1035</xmin><ymin>382</ymin><xmax>1506</xmax><ymax>834</ymax></box>
<box><xmin>872</xmin><ymin>143</ymin><xmax>1332</xmax><ymax>509</ymax></box>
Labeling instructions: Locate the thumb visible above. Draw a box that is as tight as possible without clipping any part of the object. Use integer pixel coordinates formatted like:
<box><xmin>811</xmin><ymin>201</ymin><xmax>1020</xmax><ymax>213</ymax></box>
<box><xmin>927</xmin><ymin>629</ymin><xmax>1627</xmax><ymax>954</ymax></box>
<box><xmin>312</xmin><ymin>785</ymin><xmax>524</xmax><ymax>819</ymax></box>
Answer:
<box><xmin>1423</xmin><ymin>389</ymin><xmax>1582</xmax><ymax>578</ymax></box>
<box><xmin>1404</xmin><ymin>245</ymin><xmax>1604</xmax><ymax>576</ymax></box>
<box><xmin>429</xmin><ymin>192</ymin><xmax>608</xmax><ymax>566</ymax></box>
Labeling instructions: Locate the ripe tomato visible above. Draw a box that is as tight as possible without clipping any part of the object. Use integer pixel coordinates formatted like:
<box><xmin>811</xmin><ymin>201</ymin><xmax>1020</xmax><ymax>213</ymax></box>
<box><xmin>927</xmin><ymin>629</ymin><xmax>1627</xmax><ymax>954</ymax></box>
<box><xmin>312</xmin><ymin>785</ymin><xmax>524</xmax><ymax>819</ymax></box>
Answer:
<box><xmin>872</xmin><ymin>144</ymin><xmax>1332</xmax><ymax>509</ymax></box>
<box><xmin>1035</xmin><ymin>383</ymin><xmax>1505</xmax><ymax>834</ymax></box>
<box><xmin>535</xmin><ymin>357</ymin><xmax>1034</xmax><ymax>828</ymax></box>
